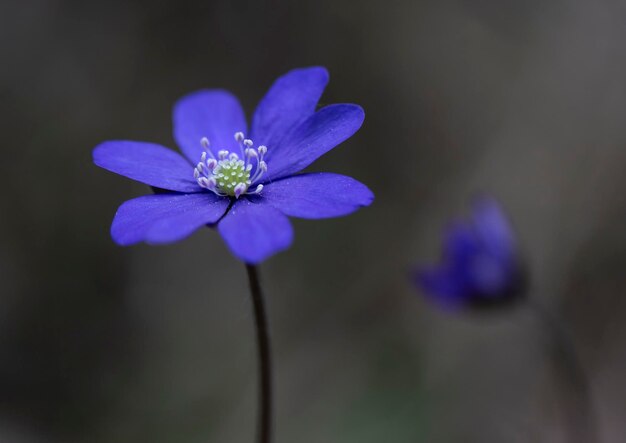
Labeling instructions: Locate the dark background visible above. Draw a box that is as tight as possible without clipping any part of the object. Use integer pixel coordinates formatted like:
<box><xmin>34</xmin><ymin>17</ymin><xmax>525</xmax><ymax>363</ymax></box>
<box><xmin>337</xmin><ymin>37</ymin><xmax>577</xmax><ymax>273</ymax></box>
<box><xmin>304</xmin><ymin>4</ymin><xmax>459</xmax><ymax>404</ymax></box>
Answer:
<box><xmin>1</xmin><ymin>0</ymin><xmax>626</xmax><ymax>441</ymax></box>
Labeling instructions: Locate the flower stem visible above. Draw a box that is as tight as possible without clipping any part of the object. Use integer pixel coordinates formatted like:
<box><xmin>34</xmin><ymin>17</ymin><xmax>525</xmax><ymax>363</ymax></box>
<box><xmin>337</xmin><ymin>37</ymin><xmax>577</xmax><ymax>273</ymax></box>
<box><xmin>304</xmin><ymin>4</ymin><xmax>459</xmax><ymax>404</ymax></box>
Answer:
<box><xmin>527</xmin><ymin>298</ymin><xmax>599</xmax><ymax>443</ymax></box>
<box><xmin>245</xmin><ymin>264</ymin><xmax>272</xmax><ymax>443</ymax></box>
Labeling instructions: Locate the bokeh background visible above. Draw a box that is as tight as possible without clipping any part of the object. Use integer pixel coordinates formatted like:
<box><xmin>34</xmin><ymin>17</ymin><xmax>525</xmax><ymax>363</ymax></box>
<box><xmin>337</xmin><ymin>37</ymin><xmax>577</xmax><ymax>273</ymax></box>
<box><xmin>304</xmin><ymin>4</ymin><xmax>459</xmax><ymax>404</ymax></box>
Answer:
<box><xmin>1</xmin><ymin>0</ymin><xmax>626</xmax><ymax>441</ymax></box>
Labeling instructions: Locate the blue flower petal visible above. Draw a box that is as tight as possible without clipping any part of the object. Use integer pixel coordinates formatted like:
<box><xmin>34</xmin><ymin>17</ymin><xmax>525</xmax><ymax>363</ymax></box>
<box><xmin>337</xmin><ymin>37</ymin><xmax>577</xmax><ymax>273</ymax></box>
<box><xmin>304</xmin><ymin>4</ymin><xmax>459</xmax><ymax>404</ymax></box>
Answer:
<box><xmin>258</xmin><ymin>173</ymin><xmax>374</xmax><ymax>219</ymax></box>
<box><xmin>173</xmin><ymin>89</ymin><xmax>247</xmax><ymax>163</ymax></box>
<box><xmin>250</xmin><ymin>66</ymin><xmax>329</xmax><ymax>149</ymax></box>
<box><xmin>471</xmin><ymin>198</ymin><xmax>516</xmax><ymax>262</ymax></box>
<box><xmin>443</xmin><ymin>222</ymin><xmax>481</xmax><ymax>263</ymax></box>
<box><xmin>111</xmin><ymin>193</ymin><xmax>229</xmax><ymax>245</ymax></box>
<box><xmin>414</xmin><ymin>267</ymin><xmax>468</xmax><ymax>308</ymax></box>
<box><xmin>464</xmin><ymin>252</ymin><xmax>512</xmax><ymax>297</ymax></box>
<box><xmin>444</xmin><ymin>221</ymin><xmax>511</xmax><ymax>297</ymax></box>
<box><xmin>217</xmin><ymin>199</ymin><xmax>293</xmax><ymax>264</ymax></box>
<box><xmin>93</xmin><ymin>141</ymin><xmax>201</xmax><ymax>193</ymax></box>
<box><xmin>262</xmin><ymin>104</ymin><xmax>365</xmax><ymax>182</ymax></box>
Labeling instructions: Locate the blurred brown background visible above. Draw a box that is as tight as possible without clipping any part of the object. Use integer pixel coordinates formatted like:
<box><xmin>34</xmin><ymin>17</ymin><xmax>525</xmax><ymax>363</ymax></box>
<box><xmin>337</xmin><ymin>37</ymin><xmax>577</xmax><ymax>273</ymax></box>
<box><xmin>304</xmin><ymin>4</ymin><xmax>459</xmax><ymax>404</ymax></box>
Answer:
<box><xmin>1</xmin><ymin>0</ymin><xmax>625</xmax><ymax>441</ymax></box>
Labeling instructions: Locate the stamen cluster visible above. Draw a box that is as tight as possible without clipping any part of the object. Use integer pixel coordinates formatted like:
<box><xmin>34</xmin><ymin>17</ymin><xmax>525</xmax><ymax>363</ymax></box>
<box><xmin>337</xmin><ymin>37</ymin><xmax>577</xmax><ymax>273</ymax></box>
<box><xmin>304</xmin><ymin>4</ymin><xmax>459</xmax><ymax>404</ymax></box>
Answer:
<box><xmin>194</xmin><ymin>132</ymin><xmax>267</xmax><ymax>198</ymax></box>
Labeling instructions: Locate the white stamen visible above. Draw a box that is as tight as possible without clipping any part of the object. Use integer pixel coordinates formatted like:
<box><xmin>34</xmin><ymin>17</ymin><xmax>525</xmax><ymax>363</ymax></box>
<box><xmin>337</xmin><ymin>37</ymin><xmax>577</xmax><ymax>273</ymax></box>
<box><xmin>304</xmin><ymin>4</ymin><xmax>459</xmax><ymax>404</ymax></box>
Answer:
<box><xmin>193</xmin><ymin>132</ymin><xmax>269</xmax><ymax>197</ymax></box>
<box><xmin>234</xmin><ymin>183</ymin><xmax>247</xmax><ymax>198</ymax></box>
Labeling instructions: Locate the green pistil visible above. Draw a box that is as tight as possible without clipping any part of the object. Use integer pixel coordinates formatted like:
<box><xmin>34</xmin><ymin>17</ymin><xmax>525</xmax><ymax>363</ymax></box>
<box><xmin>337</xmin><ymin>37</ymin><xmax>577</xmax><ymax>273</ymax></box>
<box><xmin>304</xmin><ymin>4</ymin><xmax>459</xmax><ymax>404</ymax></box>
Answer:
<box><xmin>214</xmin><ymin>159</ymin><xmax>251</xmax><ymax>196</ymax></box>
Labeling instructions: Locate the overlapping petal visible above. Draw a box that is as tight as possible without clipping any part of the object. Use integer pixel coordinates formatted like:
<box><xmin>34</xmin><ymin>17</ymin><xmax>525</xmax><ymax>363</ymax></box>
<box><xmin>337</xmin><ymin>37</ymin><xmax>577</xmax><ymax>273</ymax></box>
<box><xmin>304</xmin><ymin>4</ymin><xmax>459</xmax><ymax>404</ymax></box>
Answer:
<box><xmin>111</xmin><ymin>193</ymin><xmax>229</xmax><ymax>245</ymax></box>
<box><xmin>218</xmin><ymin>199</ymin><xmax>293</xmax><ymax>264</ymax></box>
<box><xmin>439</xmin><ymin>221</ymin><xmax>512</xmax><ymax>297</ymax></box>
<box><xmin>262</xmin><ymin>104</ymin><xmax>365</xmax><ymax>182</ymax></box>
<box><xmin>173</xmin><ymin>89</ymin><xmax>247</xmax><ymax>163</ymax></box>
<box><xmin>464</xmin><ymin>252</ymin><xmax>512</xmax><ymax>297</ymax></box>
<box><xmin>250</xmin><ymin>66</ymin><xmax>329</xmax><ymax>149</ymax></box>
<box><xmin>414</xmin><ymin>267</ymin><xmax>467</xmax><ymax>307</ymax></box>
<box><xmin>93</xmin><ymin>141</ymin><xmax>200</xmax><ymax>193</ymax></box>
<box><xmin>444</xmin><ymin>223</ymin><xmax>480</xmax><ymax>263</ymax></box>
<box><xmin>415</xmin><ymin>199</ymin><xmax>521</xmax><ymax>308</ymax></box>
<box><xmin>472</xmin><ymin>199</ymin><xmax>516</xmax><ymax>262</ymax></box>
<box><xmin>259</xmin><ymin>173</ymin><xmax>373</xmax><ymax>219</ymax></box>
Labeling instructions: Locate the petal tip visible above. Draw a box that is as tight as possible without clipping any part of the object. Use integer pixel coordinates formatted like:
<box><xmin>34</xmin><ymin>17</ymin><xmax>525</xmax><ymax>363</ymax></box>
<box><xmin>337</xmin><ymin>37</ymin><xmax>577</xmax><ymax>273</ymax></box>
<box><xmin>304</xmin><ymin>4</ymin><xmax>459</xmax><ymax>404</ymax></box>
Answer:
<box><xmin>92</xmin><ymin>140</ymin><xmax>115</xmax><ymax>167</ymax></box>
<box><xmin>285</xmin><ymin>65</ymin><xmax>330</xmax><ymax>85</ymax></box>
<box><xmin>174</xmin><ymin>88</ymin><xmax>237</xmax><ymax>104</ymax></box>
<box><xmin>330</xmin><ymin>103</ymin><xmax>366</xmax><ymax>128</ymax></box>
<box><xmin>110</xmin><ymin>225</ymin><xmax>136</xmax><ymax>247</ymax></box>
<box><xmin>92</xmin><ymin>140</ymin><xmax>132</xmax><ymax>170</ymax></box>
<box><xmin>353</xmin><ymin>105</ymin><xmax>366</xmax><ymax>126</ymax></box>
<box><xmin>361</xmin><ymin>185</ymin><xmax>375</xmax><ymax>206</ymax></box>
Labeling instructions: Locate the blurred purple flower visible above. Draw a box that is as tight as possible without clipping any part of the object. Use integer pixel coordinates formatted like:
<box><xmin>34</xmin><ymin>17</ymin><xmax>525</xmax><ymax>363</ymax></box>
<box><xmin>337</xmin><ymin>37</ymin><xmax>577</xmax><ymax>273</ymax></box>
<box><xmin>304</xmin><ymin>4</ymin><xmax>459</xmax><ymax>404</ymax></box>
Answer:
<box><xmin>93</xmin><ymin>67</ymin><xmax>373</xmax><ymax>263</ymax></box>
<box><xmin>414</xmin><ymin>198</ymin><xmax>524</xmax><ymax>310</ymax></box>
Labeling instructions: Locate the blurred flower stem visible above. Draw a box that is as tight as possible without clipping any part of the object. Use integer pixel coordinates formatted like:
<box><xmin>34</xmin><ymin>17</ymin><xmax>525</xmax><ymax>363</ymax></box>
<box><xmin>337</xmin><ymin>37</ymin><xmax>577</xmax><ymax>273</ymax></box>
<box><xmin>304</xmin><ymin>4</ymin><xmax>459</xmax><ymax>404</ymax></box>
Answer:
<box><xmin>246</xmin><ymin>264</ymin><xmax>273</xmax><ymax>443</ymax></box>
<box><xmin>527</xmin><ymin>298</ymin><xmax>599</xmax><ymax>443</ymax></box>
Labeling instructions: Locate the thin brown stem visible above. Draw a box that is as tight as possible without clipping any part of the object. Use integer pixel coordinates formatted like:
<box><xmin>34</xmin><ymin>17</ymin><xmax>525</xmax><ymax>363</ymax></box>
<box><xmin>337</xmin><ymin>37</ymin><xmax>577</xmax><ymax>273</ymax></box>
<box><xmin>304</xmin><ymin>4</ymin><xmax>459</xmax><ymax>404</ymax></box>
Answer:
<box><xmin>246</xmin><ymin>264</ymin><xmax>272</xmax><ymax>443</ymax></box>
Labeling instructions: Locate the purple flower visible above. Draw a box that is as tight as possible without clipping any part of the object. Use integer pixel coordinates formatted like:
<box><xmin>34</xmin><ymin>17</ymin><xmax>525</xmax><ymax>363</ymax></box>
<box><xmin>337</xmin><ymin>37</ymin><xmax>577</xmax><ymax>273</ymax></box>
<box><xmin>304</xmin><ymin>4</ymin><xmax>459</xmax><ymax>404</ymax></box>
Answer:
<box><xmin>414</xmin><ymin>198</ymin><xmax>524</xmax><ymax>310</ymax></box>
<box><xmin>93</xmin><ymin>67</ymin><xmax>374</xmax><ymax>263</ymax></box>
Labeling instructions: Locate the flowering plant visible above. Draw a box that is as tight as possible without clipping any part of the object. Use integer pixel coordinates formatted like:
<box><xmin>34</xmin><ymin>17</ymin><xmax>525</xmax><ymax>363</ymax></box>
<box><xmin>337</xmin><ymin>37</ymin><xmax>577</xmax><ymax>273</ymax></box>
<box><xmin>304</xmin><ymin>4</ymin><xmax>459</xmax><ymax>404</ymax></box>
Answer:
<box><xmin>93</xmin><ymin>67</ymin><xmax>373</xmax><ymax>443</ymax></box>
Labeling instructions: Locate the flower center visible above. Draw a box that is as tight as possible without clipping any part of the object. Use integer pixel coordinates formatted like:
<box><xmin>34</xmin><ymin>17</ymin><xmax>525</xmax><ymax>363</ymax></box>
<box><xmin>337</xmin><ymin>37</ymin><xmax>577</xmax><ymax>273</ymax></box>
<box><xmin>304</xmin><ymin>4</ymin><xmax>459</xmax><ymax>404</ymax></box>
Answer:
<box><xmin>194</xmin><ymin>132</ymin><xmax>267</xmax><ymax>198</ymax></box>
